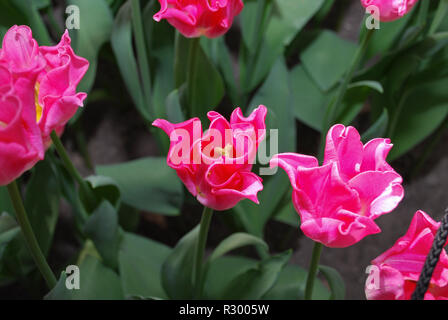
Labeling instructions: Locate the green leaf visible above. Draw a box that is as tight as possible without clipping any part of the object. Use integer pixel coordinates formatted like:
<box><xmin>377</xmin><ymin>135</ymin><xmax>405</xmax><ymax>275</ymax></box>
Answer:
<box><xmin>301</xmin><ymin>30</ymin><xmax>357</xmax><ymax>91</ymax></box>
<box><xmin>85</xmin><ymin>175</ymin><xmax>121</xmax><ymax>208</ymax></box>
<box><xmin>220</xmin><ymin>251</ymin><xmax>292</xmax><ymax>300</ymax></box>
<box><xmin>208</xmin><ymin>233</ymin><xmax>268</xmax><ymax>264</ymax></box>
<box><xmin>96</xmin><ymin>157</ymin><xmax>183</xmax><ymax>216</ymax></box>
<box><xmin>25</xmin><ymin>159</ymin><xmax>60</xmax><ymax>255</ymax></box>
<box><xmin>11</xmin><ymin>0</ymin><xmax>51</xmax><ymax>45</ymax></box>
<box><xmin>68</xmin><ymin>0</ymin><xmax>113</xmax><ymax>93</ymax></box>
<box><xmin>111</xmin><ymin>1</ymin><xmax>148</xmax><ymax>120</ymax></box>
<box><xmin>289</xmin><ymin>65</ymin><xmax>330</xmax><ymax>131</ymax></box>
<box><xmin>318</xmin><ymin>265</ymin><xmax>345</xmax><ymax>300</ymax></box>
<box><xmin>165</xmin><ymin>89</ymin><xmax>185</xmax><ymax>123</ymax></box>
<box><xmin>242</xmin><ymin>0</ymin><xmax>324</xmax><ymax>91</ymax></box>
<box><xmin>0</xmin><ymin>213</ymin><xmax>19</xmax><ymax>247</ymax></box>
<box><xmin>188</xmin><ymin>41</ymin><xmax>225</xmax><ymax>120</ymax></box>
<box><xmin>84</xmin><ymin>201</ymin><xmax>122</xmax><ymax>269</ymax></box>
<box><xmin>348</xmin><ymin>80</ymin><xmax>384</xmax><ymax>94</ymax></box>
<box><xmin>221</xmin><ymin>251</ymin><xmax>293</xmax><ymax>299</ymax></box>
<box><xmin>263</xmin><ymin>264</ymin><xmax>330</xmax><ymax>300</ymax></box>
<box><xmin>119</xmin><ymin>232</ymin><xmax>171</xmax><ymax>299</ymax></box>
<box><xmin>161</xmin><ymin>226</ymin><xmax>198</xmax><ymax>299</ymax></box>
<box><xmin>389</xmin><ymin>78</ymin><xmax>448</xmax><ymax>160</ymax></box>
<box><xmin>46</xmin><ymin>255</ymin><xmax>124</xmax><ymax>300</ymax></box>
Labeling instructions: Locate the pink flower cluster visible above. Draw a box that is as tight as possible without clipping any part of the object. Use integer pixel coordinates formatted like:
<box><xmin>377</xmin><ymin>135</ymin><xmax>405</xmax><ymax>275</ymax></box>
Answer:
<box><xmin>0</xmin><ymin>25</ymin><xmax>88</xmax><ymax>186</ymax></box>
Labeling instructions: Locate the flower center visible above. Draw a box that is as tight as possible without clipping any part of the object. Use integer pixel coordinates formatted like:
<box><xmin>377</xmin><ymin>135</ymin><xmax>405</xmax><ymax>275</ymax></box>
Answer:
<box><xmin>0</xmin><ymin>120</ymin><xmax>6</xmax><ymax>128</ymax></box>
<box><xmin>214</xmin><ymin>144</ymin><xmax>233</xmax><ymax>157</ymax></box>
<box><xmin>35</xmin><ymin>82</ymin><xmax>43</xmax><ymax>123</ymax></box>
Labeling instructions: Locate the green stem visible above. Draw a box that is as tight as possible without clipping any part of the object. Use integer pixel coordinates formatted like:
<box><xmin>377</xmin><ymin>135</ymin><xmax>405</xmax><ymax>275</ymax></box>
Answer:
<box><xmin>187</xmin><ymin>37</ymin><xmax>200</xmax><ymax>117</ymax></box>
<box><xmin>193</xmin><ymin>206</ymin><xmax>213</xmax><ymax>298</ymax></box>
<box><xmin>131</xmin><ymin>0</ymin><xmax>153</xmax><ymax>119</ymax></box>
<box><xmin>50</xmin><ymin>131</ymin><xmax>96</xmax><ymax>210</ymax></box>
<box><xmin>304</xmin><ymin>242</ymin><xmax>323</xmax><ymax>300</ymax></box>
<box><xmin>7</xmin><ymin>181</ymin><xmax>57</xmax><ymax>289</ymax></box>
<box><xmin>319</xmin><ymin>28</ymin><xmax>375</xmax><ymax>161</ymax></box>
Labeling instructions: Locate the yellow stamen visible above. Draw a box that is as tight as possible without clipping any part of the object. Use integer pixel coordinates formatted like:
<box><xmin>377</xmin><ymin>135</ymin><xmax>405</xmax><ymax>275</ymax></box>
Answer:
<box><xmin>214</xmin><ymin>144</ymin><xmax>233</xmax><ymax>157</ymax></box>
<box><xmin>0</xmin><ymin>120</ymin><xmax>7</xmax><ymax>128</ymax></box>
<box><xmin>35</xmin><ymin>82</ymin><xmax>43</xmax><ymax>123</ymax></box>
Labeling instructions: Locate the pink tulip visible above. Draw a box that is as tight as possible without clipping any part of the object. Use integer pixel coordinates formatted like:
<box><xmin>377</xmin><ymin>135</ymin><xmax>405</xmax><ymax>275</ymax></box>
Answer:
<box><xmin>366</xmin><ymin>210</ymin><xmax>448</xmax><ymax>300</ymax></box>
<box><xmin>37</xmin><ymin>30</ymin><xmax>89</xmax><ymax>146</ymax></box>
<box><xmin>0</xmin><ymin>66</ymin><xmax>43</xmax><ymax>186</ymax></box>
<box><xmin>270</xmin><ymin>124</ymin><xmax>404</xmax><ymax>248</ymax></box>
<box><xmin>361</xmin><ymin>0</ymin><xmax>419</xmax><ymax>22</ymax></box>
<box><xmin>153</xmin><ymin>0</ymin><xmax>244</xmax><ymax>38</ymax></box>
<box><xmin>153</xmin><ymin>106</ymin><xmax>266</xmax><ymax>211</ymax></box>
<box><xmin>0</xmin><ymin>25</ymin><xmax>88</xmax><ymax>185</ymax></box>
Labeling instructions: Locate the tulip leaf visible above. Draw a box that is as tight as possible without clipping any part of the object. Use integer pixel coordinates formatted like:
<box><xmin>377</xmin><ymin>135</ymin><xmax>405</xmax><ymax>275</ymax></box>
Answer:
<box><xmin>84</xmin><ymin>175</ymin><xmax>121</xmax><ymax>208</ymax></box>
<box><xmin>25</xmin><ymin>159</ymin><xmax>60</xmax><ymax>256</ymax></box>
<box><xmin>161</xmin><ymin>225</ymin><xmax>199</xmax><ymax>299</ymax></box>
<box><xmin>165</xmin><ymin>89</ymin><xmax>185</xmax><ymax>124</ymax></box>
<box><xmin>389</xmin><ymin>77</ymin><xmax>448</xmax><ymax>160</ymax></box>
<box><xmin>0</xmin><ymin>187</ymin><xmax>13</xmax><ymax>215</ymax></box>
<box><xmin>96</xmin><ymin>157</ymin><xmax>183</xmax><ymax>216</ymax></box>
<box><xmin>111</xmin><ymin>1</ymin><xmax>148</xmax><ymax>120</ymax></box>
<box><xmin>46</xmin><ymin>255</ymin><xmax>124</xmax><ymax>300</ymax></box>
<box><xmin>301</xmin><ymin>30</ymin><xmax>357</xmax><ymax>92</ymax></box>
<box><xmin>84</xmin><ymin>201</ymin><xmax>122</xmax><ymax>269</ymax></box>
<box><xmin>274</xmin><ymin>202</ymin><xmax>300</xmax><ymax>227</ymax></box>
<box><xmin>68</xmin><ymin>0</ymin><xmax>113</xmax><ymax>94</ymax></box>
<box><xmin>208</xmin><ymin>233</ymin><xmax>268</xmax><ymax>264</ymax></box>
<box><xmin>318</xmin><ymin>265</ymin><xmax>345</xmax><ymax>300</ymax></box>
<box><xmin>220</xmin><ymin>250</ymin><xmax>292</xmax><ymax>300</ymax></box>
<box><xmin>118</xmin><ymin>232</ymin><xmax>171</xmax><ymax>299</ymax></box>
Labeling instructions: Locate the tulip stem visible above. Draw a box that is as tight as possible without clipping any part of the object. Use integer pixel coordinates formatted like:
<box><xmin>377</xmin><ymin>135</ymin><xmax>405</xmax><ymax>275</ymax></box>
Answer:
<box><xmin>7</xmin><ymin>181</ymin><xmax>57</xmax><ymax>289</ymax></box>
<box><xmin>187</xmin><ymin>37</ymin><xmax>200</xmax><ymax>117</ymax></box>
<box><xmin>304</xmin><ymin>242</ymin><xmax>323</xmax><ymax>300</ymax></box>
<box><xmin>50</xmin><ymin>131</ymin><xmax>96</xmax><ymax>211</ymax></box>
<box><xmin>193</xmin><ymin>206</ymin><xmax>213</xmax><ymax>298</ymax></box>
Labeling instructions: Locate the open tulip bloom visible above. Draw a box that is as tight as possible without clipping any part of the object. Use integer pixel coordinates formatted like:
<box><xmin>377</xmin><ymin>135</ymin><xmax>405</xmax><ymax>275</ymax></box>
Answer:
<box><xmin>153</xmin><ymin>105</ymin><xmax>266</xmax><ymax>211</ymax></box>
<box><xmin>153</xmin><ymin>0</ymin><xmax>244</xmax><ymax>38</ymax></box>
<box><xmin>0</xmin><ymin>25</ymin><xmax>88</xmax><ymax>185</ymax></box>
<box><xmin>271</xmin><ymin>124</ymin><xmax>404</xmax><ymax>248</ymax></box>
<box><xmin>366</xmin><ymin>210</ymin><xmax>448</xmax><ymax>300</ymax></box>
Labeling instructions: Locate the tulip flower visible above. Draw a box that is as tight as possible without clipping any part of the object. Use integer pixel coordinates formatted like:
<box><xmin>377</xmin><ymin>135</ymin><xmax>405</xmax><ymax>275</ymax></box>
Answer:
<box><xmin>153</xmin><ymin>0</ymin><xmax>244</xmax><ymax>38</ymax></box>
<box><xmin>270</xmin><ymin>124</ymin><xmax>404</xmax><ymax>248</ymax></box>
<box><xmin>366</xmin><ymin>210</ymin><xmax>448</xmax><ymax>300</ymax></box>
<box><xmin>36</xmin><ymin>30</ymin><xmax>89</xmax><ymax>146</ymax></box>
<box><xmin>361</xmin><ymin>0</ymin><xmax>419</xmax><ymax>22</ymax></box>
<box><xmin>153</xmin><ymin>105</ymin><xmax>266</xmax><ymax>211</ymax></box>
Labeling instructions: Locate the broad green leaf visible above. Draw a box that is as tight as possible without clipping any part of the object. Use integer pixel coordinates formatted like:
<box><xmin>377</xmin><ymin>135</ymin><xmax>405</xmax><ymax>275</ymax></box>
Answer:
<box><xmin>111</xmin><ymin>1</ymin><xmax>148</xmax><ymax>119</ymax></box>
<box><xmin>220</xmin><ymin>251</ymin><xmax>292</xmax><ymax>300</ymax></box>
<box><xmin>0</xmin><ymin>213</ymin><xmax>19</xmax><ymax>247</ymax></box>
<box><xmin>119</xmin><ymin>232</ymin><xmax>171</xmax><ymax>299</ymax></box>
<box><xmin>289</xmin><ymin>65</ymin><xmax>329</xmax><ymax>131</ymax></box>
<box><xmin>0</xmin><ymin>0</ymin><xmax>27</xmax><ymax>28</ymax></box>
<box><xmin>25</xmin><ymin>159</ymin><xmax>60</xmax><ymax>255</ymax></box>
<box><xmin>263</xmin><ymin>264</ymin><xmax>330</xmax><ymax>300</ymax></box>
<box><xmin>319</xmin><ymin>265</ymin><xmax>345</xmax><ymax>300</ymax></box>
<box><xmin>165</xmin><ymin>89</ymin><xmax>185</xmax><ymax>124</ymax></box>
<box><xmin>84</xmin><ymin>201</ymin><xmax>122</xmax><ymax>269</ymax></box>
<box><xmin>84</xmin><ymin>175</ymin><xmax>121</xmax><ymax>208</ymax></box>
<box><xmin>161</xmin><ymin>226</ymin><xmax>198</xmax><ymax>299</ymax></box>
<box><xmin>389</xmin><ymin>78</ymin><xmax>448</xmax><ymax>160</ymax></box>
<box><xmin>301</xmin><ymin>30</ymin><xmax>357</xmax><ymax>91</ymax></box>
<box><xmin>241</xmin><ymin>0</ymin><xmax>324</xmax><ymax>91</ymax></box>
<box><xmin>46</xmin><ymin>255</ymin><xmax>124</xmax><ymax>300</ymax></box>
<box><xmin>68</xmin><ymin>0</ymin><xmax>113</xmax><ymax>93</ymax></box>
<box><xmin>96</xmin><ymin>157</ymin><xmax>183</xmax><ymax>216</ymax></box>
<box><xmin>208</xmin><ymin>233</ymin><xmax>268</xmax><ymax>263</ymax></box>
